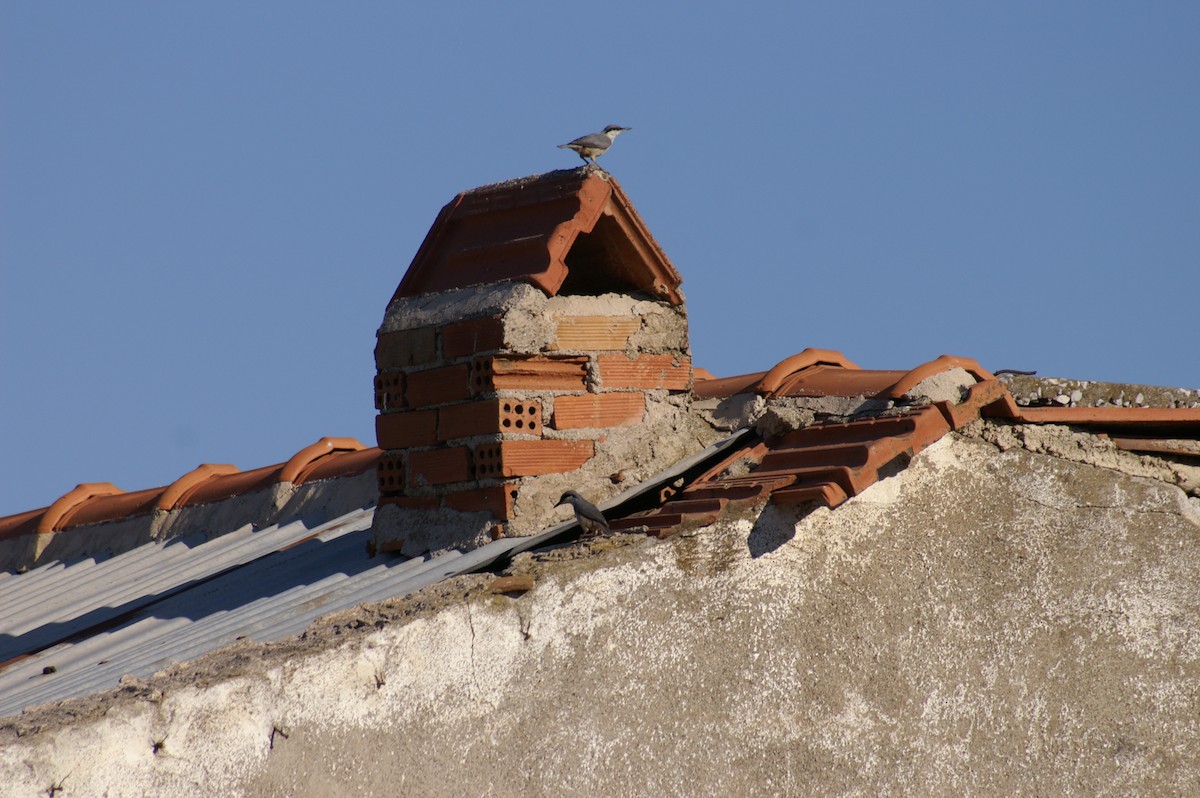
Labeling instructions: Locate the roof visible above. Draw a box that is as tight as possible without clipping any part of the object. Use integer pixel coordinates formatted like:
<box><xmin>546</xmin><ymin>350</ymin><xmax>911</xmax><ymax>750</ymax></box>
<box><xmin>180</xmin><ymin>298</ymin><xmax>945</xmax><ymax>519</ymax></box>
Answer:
<box><xmin>0</xmin><ymin>432</ymin><xmax>750</xmax><ymax>718</ymax></box>
<box><xmin>4</xmin><ymin>347</ymin><xmax>1197</xmax><ymax>719</ymax></box>
<box><xmin>391</xmin><ymin>167</ymin><xmax>684</xmax><ymax>305</ymax></box>
<box><xmin>3</xmin><ymin>167</ymin><xmax>1200</xmax><ymax>722</ymax></box>
<box><xmin>0</xmin><ymin>438</ymin><xmax>378</xmax><ymax>547</ymax></box>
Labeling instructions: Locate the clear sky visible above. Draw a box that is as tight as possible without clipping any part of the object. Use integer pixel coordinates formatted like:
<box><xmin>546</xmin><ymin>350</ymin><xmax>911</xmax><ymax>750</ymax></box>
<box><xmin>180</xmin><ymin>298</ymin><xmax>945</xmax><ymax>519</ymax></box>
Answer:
<box><xmin>2</xmin><ymin>3</ymin><xmax>1198</xmax><ymax>516</ymax></box>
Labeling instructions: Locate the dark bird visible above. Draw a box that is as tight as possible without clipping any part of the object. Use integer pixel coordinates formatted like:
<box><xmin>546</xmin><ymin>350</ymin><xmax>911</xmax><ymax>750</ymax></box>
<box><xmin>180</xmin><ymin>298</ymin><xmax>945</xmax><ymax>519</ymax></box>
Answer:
<box><xmin>555</xmin><ymin>490</ymin><xmax>611</xmax><ymax>537</ymax></box>
<box><xmin>558</xmin><ymin>125</ymin><xmax>631</xmax><ymax>166</ymax></box>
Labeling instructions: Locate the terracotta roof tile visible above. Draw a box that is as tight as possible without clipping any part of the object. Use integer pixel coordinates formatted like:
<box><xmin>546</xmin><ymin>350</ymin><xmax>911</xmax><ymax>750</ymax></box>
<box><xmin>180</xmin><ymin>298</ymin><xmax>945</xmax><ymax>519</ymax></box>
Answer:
<box><xmin>0</xmin><ymin>438</ymin><xmax>376</xmax><ymax>545</ymax></box>
<box><xmin>38</xmin><ymin>483</ymin><xmax>125</xmax><ymax>534</ymax></box>
<box><xmin>392</xmin><ymin>169</ymin><xmax>683</xmax><ymax>305</ymax></box>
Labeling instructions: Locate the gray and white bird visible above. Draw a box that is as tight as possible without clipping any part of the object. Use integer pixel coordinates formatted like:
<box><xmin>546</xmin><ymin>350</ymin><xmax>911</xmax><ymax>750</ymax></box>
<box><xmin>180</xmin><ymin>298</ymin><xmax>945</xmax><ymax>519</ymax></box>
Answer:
<box><xmin>555</xmin><ymin>490</ymin><xmax>611</xmax><ymax>537</ymax></box>
<box><xmin>558</xmin><ymin>125</ymin><xmax>631</xmax><ymax>166</ymax></box>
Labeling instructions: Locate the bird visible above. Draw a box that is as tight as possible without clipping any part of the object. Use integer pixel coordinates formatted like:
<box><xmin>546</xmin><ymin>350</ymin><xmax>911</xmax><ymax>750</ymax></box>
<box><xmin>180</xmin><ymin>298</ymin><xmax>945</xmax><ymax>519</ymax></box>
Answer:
<box><xmin>558</xmin><ymin>125</ymin><xmax>632</xmax><ymax>166</ymax></box>
<box><xmin>555</xmin><ymin>490</ymin><xmax>611</xmax><ymax>538</ymax></box>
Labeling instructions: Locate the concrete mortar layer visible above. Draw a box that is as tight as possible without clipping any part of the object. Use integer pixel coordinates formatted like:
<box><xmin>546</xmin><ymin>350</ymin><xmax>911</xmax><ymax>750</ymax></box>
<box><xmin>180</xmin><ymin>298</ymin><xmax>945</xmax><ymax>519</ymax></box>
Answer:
<box><xmin>4</xmin><ymin>435</ymin><xmax>1200</xmax><ymax>796</ymax></box>
<box><xmin>378</xmin><ymin>282</ymin><xmax>546</xmax><ymax>334</ymax></box>
<box><xmin>378</xmin><ymin>283</ymin><xmax>688</xmax><ymax>358</ymax></box>
<box><xmin>1001</xmin><ymin>374</ymin><xmax>1200</xmax><ymax>408</ymax></box>
<box><xmin>969</xmin><ymin>419</ymin><xmax>1200</xmax><ymax>496</ymax></box>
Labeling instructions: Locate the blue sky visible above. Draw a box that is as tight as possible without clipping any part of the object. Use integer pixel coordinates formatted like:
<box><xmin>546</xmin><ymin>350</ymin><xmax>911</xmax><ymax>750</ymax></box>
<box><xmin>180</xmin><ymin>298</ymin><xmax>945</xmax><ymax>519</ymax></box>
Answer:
<box><xmin>2</xmin><ymin>3</ymin><xmax>1198</xmax><ymax>516</ymax></box>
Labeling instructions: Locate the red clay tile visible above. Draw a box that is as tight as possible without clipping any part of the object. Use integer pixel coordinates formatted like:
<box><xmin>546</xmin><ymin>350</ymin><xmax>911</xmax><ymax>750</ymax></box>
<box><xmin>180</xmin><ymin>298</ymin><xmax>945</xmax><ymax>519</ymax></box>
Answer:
<box><xmin>0</xmin><ymin>508</ymin><xmax>44</xmax><ymax>542</ymax></box>
<box><xmin>281</xmin><ymin>438</ymin><xmax>366</xmax><ymax>484</ymax></box>
<box><xmin>442</xmin><ymin>485</ymin><xmax>517</xmax><ymax>518</ymax></box>
<box><xmin>693</xmin><ymin>371</ymin><xmax>767</xmax><ymax>399</ymax></box>
<box><xmin>933</xmin><ymin>378</ymin><xmax>1014</xmax><ymax>430</ymax></box>
<box><xmin>597</xmin><ymin>354</ymin><xmax>690</xmax><ymax>390</ymax></box>
<box><xmin>376</xmin><ymin>453</ymin><xmax>406</xmax><ymax>495</ymax></box>
<box><xmin>391</xmin><ymin>170</ymin><xmax>683</xmax><ymax>305</ymax></box>
<box><xmin>406</xmin><ymin>363</ymin><xmax>472</xmax><ymax>408</ymax></box>
<box><xmin>180</xmin><ymin>464</ymin><xmax>283</xmax><ymax>508</ymax></box>
<box><xmin>376</xmin><ymin>410</ymin><xmax>439</xmax><ymax>449</ymax></box>
<box><xmin>473</xmin><ymin>439</ymin><xmax>595</xmax><ymax>478</ymax></box>
<box><xmin>757</xmin><ymin>349</ymin><xmax>860</xmax><ymax>396</ymax></box>
<box><xmin>1000</xmin><ymin>405</ymin><xmax>1200</xmax><ymax>428</ymax></box>
<box><xmin>408</xmin><ymin>447</ymin><xmax>473</xmax><ymax>486</ymax></box>
<box><xmin>157</xmin><ymin>464</ymin><xmax>241</xmax><ymax>510</ymax></box>
<box><xmin>883</xmin><ymin>355</ymin><xmax>997</xmax><ymax>399</ymax></box>
<box><xmin>770</xmin><ymin>483</ymin><xmax>849</xmax><ymax>507</ymax></box>
<box><xmin>442</xmin><ymin>315</ymin><xmax>505</xmax><ymax>360</ymax></box>
<box><xmin>551</xmin><ymin>316</ymin><xmax>641</xmax><ymax>351</ymax></box>
<box><xmin>58</xmin><ymin>486</ymin><xmax>162</xmax><ymax>530</ymax></box>
<box><xmin>374</xmin><ymin>372</ymin><xmax>406</xmax><ymax>411</ymax></box>
<box><xmin>37</xmin><ymin>483</ymin><xmax>125</xmax><ymax>534</ymax></box>
<box><xmin>1107</xmin><ymin>437</ymin><xmax>1200</xmax><ymax>458</ymax></box>
<box><xmin>470</xmin><ymin>355</ymin><xmax>589</xmax><ymax>394</ymax></box>
<box><xmin>770</xmin><ymin>365</ymin><xmax>908</xmax><ymax>399</ymax></box>
<box><xmin>375</xmin><ymin>327</ymin><xmax>438</xmax><ymax>370</ymax></box>
<box><xmin>299</xmin><ymin>447</ymin><xmax>381</xmax><ymax>483</ymax></box>
<box><xmin>438</xmin><ymin>398</ymin><xmax>543</xmax><ymax>441</ymax></box>
<box><xmin>552</xmin><ymin>392</ymin><xmax>646</xmax><ymax>429</ymax></box>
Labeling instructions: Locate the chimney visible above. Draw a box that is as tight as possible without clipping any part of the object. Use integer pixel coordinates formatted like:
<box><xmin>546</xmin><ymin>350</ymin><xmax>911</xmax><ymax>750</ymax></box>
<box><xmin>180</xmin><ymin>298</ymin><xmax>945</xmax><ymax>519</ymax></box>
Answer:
<box><xmin>371</xmin><ymin>168</ymin><xmax>710</xmax><ymax>556</ymax></box>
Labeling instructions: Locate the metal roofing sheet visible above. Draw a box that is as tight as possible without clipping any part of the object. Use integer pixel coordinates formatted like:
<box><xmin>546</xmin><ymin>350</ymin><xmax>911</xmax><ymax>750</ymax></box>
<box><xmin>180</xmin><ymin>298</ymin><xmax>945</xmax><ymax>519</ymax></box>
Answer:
<box><xmin>0</xmin><ymin>429</ymin><xmax>753</xmax><ymax>720</ymax></box>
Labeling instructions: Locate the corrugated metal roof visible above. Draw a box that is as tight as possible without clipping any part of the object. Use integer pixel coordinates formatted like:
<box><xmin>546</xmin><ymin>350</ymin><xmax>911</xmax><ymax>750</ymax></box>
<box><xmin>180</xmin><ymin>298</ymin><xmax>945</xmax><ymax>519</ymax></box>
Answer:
<box><xmin>0</xmin><ymin>430</ymin><xmax>754</xmax><ymax>720</ymax></box>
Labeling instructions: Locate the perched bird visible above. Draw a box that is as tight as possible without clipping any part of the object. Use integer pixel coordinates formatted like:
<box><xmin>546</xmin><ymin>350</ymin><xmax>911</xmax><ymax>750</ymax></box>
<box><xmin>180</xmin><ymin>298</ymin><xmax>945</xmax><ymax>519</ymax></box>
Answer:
<box><xmin>558</xmin><ymin>125</ymin><xmax>632</xmax><ymax>166</ymax></box>
<box><xmin>555</xmin><ymin>490</ymin><xmax>611</xmax><ymax>537</ymax></box>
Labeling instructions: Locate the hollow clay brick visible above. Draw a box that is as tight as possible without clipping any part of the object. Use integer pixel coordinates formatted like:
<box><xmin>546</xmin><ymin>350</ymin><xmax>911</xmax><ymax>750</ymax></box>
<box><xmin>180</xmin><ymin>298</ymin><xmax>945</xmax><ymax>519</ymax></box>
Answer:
<box><xmin>376</xmin><ymin>410</ymin><xmax>438</xmax><ymax>449</ymax></box>
<box><xmin>442</xmin><ymin>485</ymin><xmax>517</xmax><ymax>518</ymax></box>
<box><xmin>376</xmin><ymin>453</ymin><xmax>406</xmax><ymax>495</ymax></box>
<box><xmin>470</xmin><ymin>355</ymin><xmax>588</xmax><ymax>394</ymax></box>
<box><xmin>375</xmin><ymin>327</ymin><xmax>438</xmax><ymax>370</ymax></box>
<box><xmin>552</xmin><ymin>316</ymin><xmax>640</xmax><ymax>351</ymax></box>
<box><xmin>374</xmin><ymin>372</ymin><xmax>406</xmax><ymax>411</ymax></box>
<box><xmin>552</xmin><ymin>392</ymin><xmax>645</xmax><ymax>429</ymax></box>
<box><xmin>408</xmin><ymin>447</ymin><xmax>472</xmax><ymax>486</ymax></box>
<box><xmin>442</xmin><ymin>315</ymin><xmax>505</xmax><ymax>360</ymax></box>
<box><xmin>406</xmin><ymin>364</ymin><xmax>471</xmax><ymax>408</ymax></box>
<box><xmin>438</xmin><ymin>398</ymin><xmax>543</xmax><ymax>441</ymax></box>
<box><xmin>473</xmin><ymin>439</ymin><xmax>594</xmax><ymax>478</ymax></box>
<box><xmin>596</xmin><ymin>354</ymin><xmax>691</xmax><ymax>390</ymax></box>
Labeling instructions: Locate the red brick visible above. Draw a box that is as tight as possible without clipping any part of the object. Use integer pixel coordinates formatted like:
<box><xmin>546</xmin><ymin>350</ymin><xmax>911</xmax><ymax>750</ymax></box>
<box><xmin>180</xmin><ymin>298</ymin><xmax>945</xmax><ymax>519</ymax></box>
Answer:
<box><xmin>470</xmin><ymin>355</ymin><xmax>589</xmax><ymax>394</ymax></box>
<box><xmin>597</xmin><ymin>354</ymin><xmax>691</xmax><ymax>390</ymax></box>
<box><xmin>439</xmin><ymin>398</ymin><xmax>543</xmax><ymax>441</ymax></box>
<box><xmin>376</xmin><ymin>453</ymin><xmax>406</xmax><ymax>495</ymax></box>
<box><xmin>406</xmin><ymin>363</ymin><xmax>471</xmax><ymax>408</ymax></box>
<box><xmin>442</xmin><ymin>315</ymin><xmax>505</xmax><ymax>360</ymax></box>
<box><xmin>473</xmin><ymin>439</ymin><xmax>594</xmax><ymax>478</ymax></box>
<box><xmin>373</xmin><ymin>372</ymin><xmax>406</xmax><ymax>411</ymax></box>
<box><xmin>375</xmin><ymin>327</ymin><xmax>438</xmax><ymax>369</ymax></box>
<box><xmin>552</xmin><ymin>316</ymin><xmax>640</xmax><ymax>351</ymax></box>
<box><xmin>553</xmin><ymin>392</ymin><xmax>645</xmax><ymax>429</ymax></box>
<box><xmin>408</xmin><ymin>447</ymin><xmax>472</xmax><ymax>486</ymax></box>
<box><xmin>376</xmin><ymin>410</ymin><xmax>438</xmax><ymax>449</ymax></box>
<box><xmin>442</xmin><ymin>485</ymin><xmax>517</xmax><ymax>518</ymax></box>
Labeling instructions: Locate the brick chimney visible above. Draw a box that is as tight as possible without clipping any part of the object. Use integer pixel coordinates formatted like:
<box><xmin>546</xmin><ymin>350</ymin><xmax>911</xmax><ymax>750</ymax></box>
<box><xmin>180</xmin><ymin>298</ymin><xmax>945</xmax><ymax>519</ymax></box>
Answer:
<box><xmin>371</xmin><ymin>168</ymin><xmax>713</xmax><ymax>556</ymax></box>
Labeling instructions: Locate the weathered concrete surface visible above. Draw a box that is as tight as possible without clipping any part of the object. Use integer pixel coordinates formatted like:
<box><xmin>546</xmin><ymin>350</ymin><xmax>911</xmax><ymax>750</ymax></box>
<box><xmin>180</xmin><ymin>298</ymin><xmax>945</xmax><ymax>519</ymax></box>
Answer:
<box><xmin>3</xmin><ymin>434</ymin><xmax>1200</xmax><ymax>796</ymax></box>
<box><xmin>1000</xmin><ymin>373</ymin><xmax>1200</xmax><ymax>408</ymax></box>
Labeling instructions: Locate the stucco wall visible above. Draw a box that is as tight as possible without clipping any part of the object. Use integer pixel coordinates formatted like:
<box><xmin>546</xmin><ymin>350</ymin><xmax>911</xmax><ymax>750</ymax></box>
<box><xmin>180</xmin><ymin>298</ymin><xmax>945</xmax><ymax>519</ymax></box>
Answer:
<box><xmin>3</xmin><ymin>433</ymin><xmax>1199</xmax><ymax>796</ymax></box>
